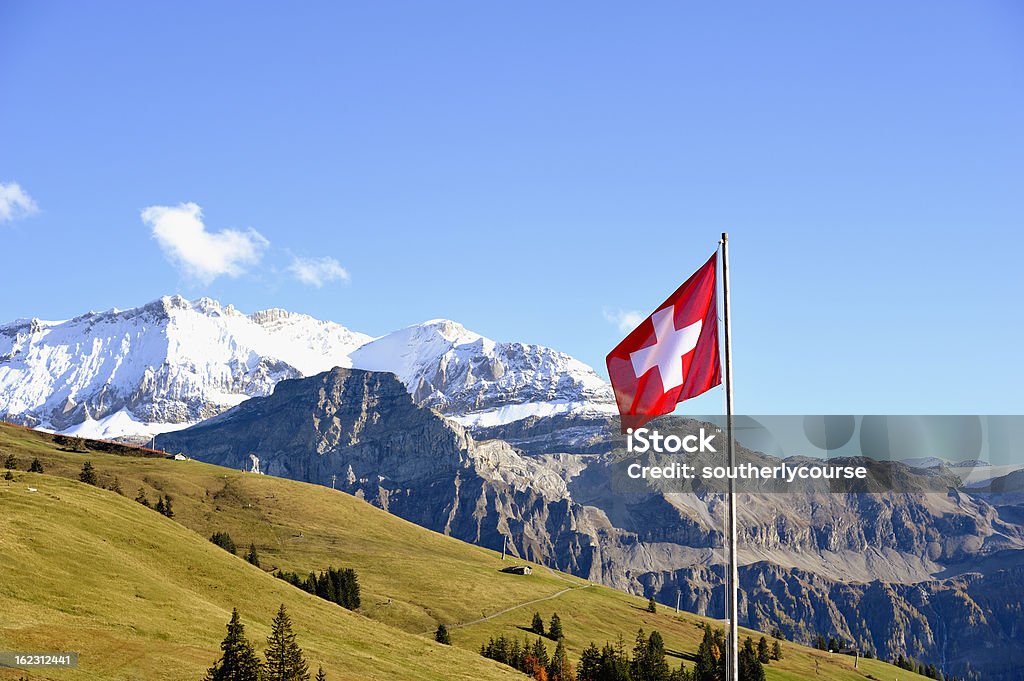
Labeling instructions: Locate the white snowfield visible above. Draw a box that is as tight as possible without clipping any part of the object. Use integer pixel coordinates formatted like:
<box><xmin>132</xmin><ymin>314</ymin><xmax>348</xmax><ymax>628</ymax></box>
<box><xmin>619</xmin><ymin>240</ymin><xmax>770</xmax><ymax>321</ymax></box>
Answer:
<box><xmin>0</xmin><ymin>296</ymin><xmax>614</xmax><ymax>439</ymax></box>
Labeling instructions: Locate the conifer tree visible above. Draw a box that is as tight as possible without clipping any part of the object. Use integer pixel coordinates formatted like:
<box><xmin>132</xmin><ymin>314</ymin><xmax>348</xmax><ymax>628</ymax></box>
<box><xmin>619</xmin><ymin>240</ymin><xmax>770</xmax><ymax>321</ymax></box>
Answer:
<box><xmin>578</xmin><ymin>642</ymin><xmax>601</xmax><ymax>681</ymax></box>
<box><xmin>531</xmin><ymin>611</ymin><xmax>545</xmax><ymax>636</ymax></box>
<box><xmin>109</xmin><ymin>476</ymin><xmax>123</xmax><ymax>495</ymax></box>
<box><xmin>547</xmin><ymin>639</ymin><xmax>572</xmax><ymax>681</ymax></box>
<box><xmin>29</xmin><ymin>457</ymin><xmax>44</xmax><ymax>473</ymax></box>
<box><xmin>204</xmin><ymin>608</ymin><xmax>262</xmax><ymax>681</ymax></box>
<box><xmin>771</xmin><ymin>639</ymin><xmax>782</xmax><ymax>661</ymax></box>
<box><xmin>79</xmin><ymin>461</ymin><xmax>97</xmax><ymax>485</ymax></box>
<box><xmin>738</xmin><ymin>637</ymin><xmax>765</xmax><ymax>681</ymax></box>
<box><xmin>161</xmin><ymin>495</ymin><xmax>174</xmax><ymax>518</ymax></box>
<box><xmin>155</xmin><ymin>497</ymin><xmax>166</xmax><ymax>515</ymax></box>
<box><xmin>531</xmin><ymin>637</ymin><xmax>550</xmax><ymax>669</ymax></box>
<box><xmin>4</xmin><ymin>453</ymin><xmax>17</xmax><ymax>468</ymax></box>
<box><xmin>264</xmin><ymin>604</ymin><xmax>309</xmax><ymax>681</ymax></box>
<box><xmin>548</xmin><ymin>613</ymin><xmax>564</xmax><ymax>640</ymax></box>
<box><xmin>694</xmin><ymin>625</ymin><xmax>719</xmax><ymax>681</ymax></box>
<box><xmin>247</xmin><ymin>543</ymin><xmax>261</xmax><ymax>567</ymax></box>
<box><xmin>135</xmin><ymin>488</ymin><xmax>150</xmax><ymax>507</ymax></box>
<box><xmin>757</xmin><ymin>636</ymin><xmax>770</xmax><ymax>664</ymax></box>
<box><xmin>435</xmin><ymin>623</ymin><xmax>451</xmax><ymax>645</ymax></box>
<box><xmin>647</xmin><ymin>595</ymin><xmax>658</xmax><ymax>613</ymax></box>
<box><xmin>632</xmin><ymin>628</ymin><xmax>649</xmax><ymax>680</ymax></box>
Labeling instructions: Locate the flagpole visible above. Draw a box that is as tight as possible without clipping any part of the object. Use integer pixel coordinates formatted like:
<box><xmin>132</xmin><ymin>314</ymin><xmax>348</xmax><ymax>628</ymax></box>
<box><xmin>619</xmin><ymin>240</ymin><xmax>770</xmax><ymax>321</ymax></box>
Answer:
<box><xmin>721</xmin><ymin>232</ymin><xmax>738</xmax><ymax>681</ymax></box>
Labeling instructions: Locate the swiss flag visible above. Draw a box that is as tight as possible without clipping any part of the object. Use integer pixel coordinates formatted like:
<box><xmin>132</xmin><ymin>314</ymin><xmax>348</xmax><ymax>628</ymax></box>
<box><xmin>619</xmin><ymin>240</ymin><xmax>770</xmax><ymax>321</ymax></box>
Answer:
<box><xmin>606</xmin><ymin>252</ymin><xmax>721</xmax><ymax>431</ymax></box>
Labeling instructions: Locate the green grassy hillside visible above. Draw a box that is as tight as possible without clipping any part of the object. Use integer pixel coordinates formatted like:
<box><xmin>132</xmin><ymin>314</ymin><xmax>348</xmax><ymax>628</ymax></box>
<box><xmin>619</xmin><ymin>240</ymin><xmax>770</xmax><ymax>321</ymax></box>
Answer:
<box><xmin>0</xmin><ymin>424</ymin><xmax>932</xmax><ymax>681</ymax></box>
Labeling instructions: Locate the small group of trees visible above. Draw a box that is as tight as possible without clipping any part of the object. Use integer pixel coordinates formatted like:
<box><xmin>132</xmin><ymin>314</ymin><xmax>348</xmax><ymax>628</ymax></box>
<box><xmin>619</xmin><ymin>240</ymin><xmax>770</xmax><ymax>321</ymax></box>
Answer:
<box><xmin>531</xmin><ymin>611</ymin><xmax>564</xmax><ymax>640</ymax></box>
<box><xmin>204</xmin><ymin>604</ymin><xmax>327</xmax><ymax>681</ymax></box>
<box><xmin>480</xmin><ymin>633</ymin><xmax>574</xmax><ymax>681</ymax></box>
<box><xmin>893</xmin><ymin>655</ymin><xmax>962</xmax><ymax>681</ymax></box>
<box><xmin>691</xmin><ymin>625</ymin><xmax>771</xmax><ymax>681</ymax></box>
<box><xmin>5</xmin><ymin>454</ymin><xmax>43</xmax><ymax>474</ymax></box>
<box><xmin>577</xmin><ymin>628</ymin><xmax>690</xmax><ymax>681</ymax></box>
<box><xmin>275</xmin><ymin>567</ymin><xmax>360</xmax><ymax>611</ymax></box>
<box><xmin>154</xmin><ymin>494</ymin><xmax>174</xmax><ymax>517</ymax></box>
<box><xmin>136</xmin><ymin>488</ymin><xmax>173</xmax><ymax>515</ymax></box>
<box><xmin>210</xmin><ymin>531</ymin><xmax>238</xmax><ymax>554</ymax></box>
<box><xmin>53</xmin><ymin>434</ymin><xmax>88</xmax><ymax>452</ymax></box>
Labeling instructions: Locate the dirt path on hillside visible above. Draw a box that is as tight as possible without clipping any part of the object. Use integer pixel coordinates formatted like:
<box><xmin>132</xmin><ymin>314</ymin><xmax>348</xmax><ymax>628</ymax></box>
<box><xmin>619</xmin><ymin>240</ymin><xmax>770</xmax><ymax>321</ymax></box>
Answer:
<box><xmin>420</xmin><ymin>578</ymin><xmax>593</xmax><ymax>635</ymax></box>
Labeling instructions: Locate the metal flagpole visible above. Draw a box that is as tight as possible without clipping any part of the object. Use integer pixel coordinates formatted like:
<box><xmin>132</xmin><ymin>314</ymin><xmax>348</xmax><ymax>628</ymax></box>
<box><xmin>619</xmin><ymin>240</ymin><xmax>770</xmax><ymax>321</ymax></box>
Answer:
<box><xmin>721</xmin><ymin>232</ymin><xmax>738</xmax><ymax>681</ymax></box>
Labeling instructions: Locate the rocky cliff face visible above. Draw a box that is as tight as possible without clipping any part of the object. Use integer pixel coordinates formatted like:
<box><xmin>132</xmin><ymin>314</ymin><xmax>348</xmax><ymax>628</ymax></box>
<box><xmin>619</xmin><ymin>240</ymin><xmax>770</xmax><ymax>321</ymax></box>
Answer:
<box><xmin>644</xmin><ymin>561</ymin><xmax>1024</xmax><ymax>681</ymax></box>
<box><xmin>155</xmin><ymin>368</ymin><xmax>610</xmax><ymax>574</ymax></box>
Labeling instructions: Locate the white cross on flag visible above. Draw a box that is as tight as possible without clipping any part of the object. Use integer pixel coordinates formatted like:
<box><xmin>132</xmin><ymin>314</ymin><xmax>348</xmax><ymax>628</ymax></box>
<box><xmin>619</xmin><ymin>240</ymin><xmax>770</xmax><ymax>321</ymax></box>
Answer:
<box><xmin>606</xmin><ymin>253</ymin><xmax>722</xmax><ymax>431</ymax></box>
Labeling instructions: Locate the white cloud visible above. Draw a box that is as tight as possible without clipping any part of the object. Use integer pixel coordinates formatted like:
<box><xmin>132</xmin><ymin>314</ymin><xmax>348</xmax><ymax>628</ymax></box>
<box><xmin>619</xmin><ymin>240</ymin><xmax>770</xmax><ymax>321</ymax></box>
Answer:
<box><xmin>0</xmin><ymin>182</ymin><xmax>39</xmax><ymax>223</ymax></box>
<box><xmin>603</xmin><ymin>307</ymin><xmax>645</xmax><ymax>333</ymax></box>
<box><xmin>288</xmin><ymin>255</ymin><xmax>351</xmax><ymax>287</ymax></box>
<box><xmin>142</xmin><ymin>202</ymin><xmax>268</xmax><ymax>283</ymax></box>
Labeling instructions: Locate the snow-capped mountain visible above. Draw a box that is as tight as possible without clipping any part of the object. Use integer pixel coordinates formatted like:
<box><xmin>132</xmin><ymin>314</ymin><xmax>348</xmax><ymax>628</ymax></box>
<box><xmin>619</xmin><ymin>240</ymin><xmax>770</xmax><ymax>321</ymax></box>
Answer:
<box><xmin>348</xmin><ymin>319</ymin><xmax>615</xmax><ymax>428</ymax></box>
<box><xmin>0</xmin><ymin>296</ymin><xmax>614</xmax><ymax>440</ymax></box>
<box><xmin>0</xmin><ymin>296</ymin><xmax>371</xmax><ymax>439</ymax></box>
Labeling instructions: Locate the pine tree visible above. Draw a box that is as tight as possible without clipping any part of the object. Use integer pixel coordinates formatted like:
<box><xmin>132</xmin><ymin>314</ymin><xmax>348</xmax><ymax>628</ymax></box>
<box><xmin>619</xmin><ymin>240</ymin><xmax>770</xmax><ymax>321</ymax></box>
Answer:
<box><xmin>601</xmin><ymin>640</ymin><xmax>631</xmax><ymax>681</ymax></box>
<box><xmin>531</xmin><ymin>611</ymin><xmax>545</xmax><ymax>635</ymax></box>
<box><xmin>531</xmin><ymin>637</ymin><xmax>550</xmax><ymax>669</ymax></box>
<box><xmin>548</xmin><ymin>613</ymin><xmax>564</xmax><ymax>640</ymax></box>
<box><xmin>771</xmin><ymin>640</ymin><xmax>782</xmax><ymax>661</ymax></box>
<box><xmin>264</xmin><ymin>604</ymin><xmax>309</xmax><ymax>681</ymax></box>
<box><xmin>204</xmin><ymin>608</ymin><xmax>262</xmax><ymax>681</ymax></box>
<box><xmin>647</xmin><ymin>595</ymin><xmax>658</xmax><ymax>613</ymax></box>
<box><xmin>738</xmin><ymin>637</ymin><xmax>765</xmax><ymax>681</ymax></box>
<box><xmin>547</xmin><ymin>639</ymin><xmax>572</xmax><ymax>681</ymax></box>
<box><xmin>757</xmin><ymin>636</ymin><xmax>770</xmax><ymax>664</ymax></box>
<box><xmin>79</xmin><ymin>461</ymin><xmax>97</xmax><ymax>485</ymax></box>
<box><xmin>135</xmin><ymin>488</ymin><xmax>150</xmax><ymax>507</ymax></box>
<box><xmin>246</xmin><ymin>543</ymin><xmax>261</xmax><ymax>567</ymax></box>
<box><xmin>578</xmin><ymin>642</ymin><xmax>601</xmax><ymax>681</ymax></box>
<box><xmin>315</xmin><ymin>666</ymin><xmax>326</xmax><ymax>681</ymax></box>
<box><xmin>4</xmin><ymin>453</ymin><xmax>17</xmax><ymax>468</ymax></box>
<box><xmin>161</xmin><ymin>495</ymin><xmax>174</xmax><ymax>518</ymax></box>
<box><xmin>632</xmin><ymin>628</ymin><xmax>649</xmax><ymax>680</ymax></box>
<box><xmin>155</xmin><ymin>497</ymin><xmax>166</xmax><ymax>515</ymax></box>
<box><xmin>435</xmin><ymin>623</ymin><xmax>451</xmax><ymax>645</ymax></box>
<box><xmin>29</xmin><ymin>457</ymin><xmax>44</xmax><ymax>473</ymax></box>
<box><xmin>109</xmin><ymin>476</ymin><xmax>123</xmax><ymax>495</ymax></box>
<box><xmin>637</xmin><ymin>630</ymin><xmax>672</xmax><ymax>681</ymax></box>
<box><xmin>694</xmin><ymin>625</ymin><xmax>719</xmax><ymax>681</ymax></box>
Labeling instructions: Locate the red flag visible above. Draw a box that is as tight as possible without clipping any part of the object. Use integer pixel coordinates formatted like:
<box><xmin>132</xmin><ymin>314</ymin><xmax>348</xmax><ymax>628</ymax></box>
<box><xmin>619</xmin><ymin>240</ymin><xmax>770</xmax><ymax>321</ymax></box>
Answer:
<box><xmin>606</xmin><ymin>252</ymin><xmax>721</xmax><ymax>431</ymax></box>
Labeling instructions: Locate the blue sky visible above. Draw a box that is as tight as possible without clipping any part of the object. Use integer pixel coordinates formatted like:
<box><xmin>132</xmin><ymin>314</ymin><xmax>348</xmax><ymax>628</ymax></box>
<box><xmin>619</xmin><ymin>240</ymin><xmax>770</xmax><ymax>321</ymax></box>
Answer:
<box><xmin>1</xmin><ymin>1</ymin><xmax>1021</xmax><ymax>414</ymax></box>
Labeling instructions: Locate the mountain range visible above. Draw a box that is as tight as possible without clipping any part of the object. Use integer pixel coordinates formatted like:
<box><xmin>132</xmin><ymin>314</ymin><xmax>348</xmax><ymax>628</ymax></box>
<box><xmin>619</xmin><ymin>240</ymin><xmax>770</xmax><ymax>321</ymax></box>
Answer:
<box><xmin>0</xmin><ymin>296</ymin><xmax>613</xmax><ymax>441</ymax></box>
<box><xmin>3</xmin><ymin>296</ymin><xmax>1023</xmax><ymax>679</ymax></box>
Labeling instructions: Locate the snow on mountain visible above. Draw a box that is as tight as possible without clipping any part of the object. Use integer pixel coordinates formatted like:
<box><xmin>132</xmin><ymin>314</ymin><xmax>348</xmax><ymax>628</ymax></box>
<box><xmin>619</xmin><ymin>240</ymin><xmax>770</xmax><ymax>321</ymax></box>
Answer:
<box><xmin>0</xmin><ymin>298</ymin><xmax>615</xmax><ymax>440</ymax></box>
<box><xmin>347</xmin><ymin>319</ymin><xmax>616</xmax><ymax>426</ymax></box>
<box><xmin>0</xmin><ymin>296</ymin><xmax>370</xmax><ymax>437</ymax></box>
